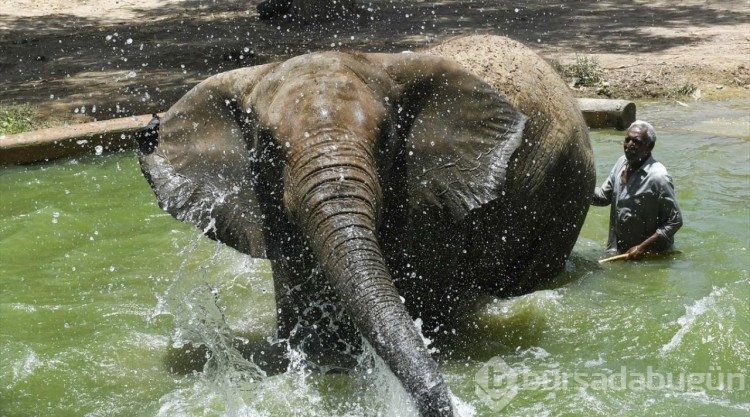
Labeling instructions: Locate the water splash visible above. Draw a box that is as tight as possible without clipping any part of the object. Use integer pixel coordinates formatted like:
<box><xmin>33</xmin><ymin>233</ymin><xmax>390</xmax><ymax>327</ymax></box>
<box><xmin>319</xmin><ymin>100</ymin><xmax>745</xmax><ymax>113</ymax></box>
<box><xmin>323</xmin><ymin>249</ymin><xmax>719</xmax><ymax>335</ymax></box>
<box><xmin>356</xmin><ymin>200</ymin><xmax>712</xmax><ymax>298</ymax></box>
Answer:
<box><xmin>661</xmin><ymin>285</ymin><xmax>727</xmax><ymax>354</ymax></box>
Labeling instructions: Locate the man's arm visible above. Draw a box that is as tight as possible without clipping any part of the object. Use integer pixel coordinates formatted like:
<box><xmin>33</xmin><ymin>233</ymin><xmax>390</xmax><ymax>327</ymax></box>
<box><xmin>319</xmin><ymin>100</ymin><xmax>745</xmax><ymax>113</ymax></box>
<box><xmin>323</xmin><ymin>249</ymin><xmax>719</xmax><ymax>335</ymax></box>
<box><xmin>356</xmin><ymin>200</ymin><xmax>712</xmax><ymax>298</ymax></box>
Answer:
<box><xmin>625</xmin><ymin>232</ymin><xmax>661</xmax><ymax>259</ymax></box>
<box><xmin>592</xmin><ymin>167</ymin><xmax>615</xmax><ymax>206</ymax></box>
<box><xmin>654</xmin><ymin>173</ymin><xmax>683</xmax><ymax>243</ymax></box>
<box><xmin>626</xmin><ymin>172</ymin><xmax>683</xmax><ymax>259</ymax></box>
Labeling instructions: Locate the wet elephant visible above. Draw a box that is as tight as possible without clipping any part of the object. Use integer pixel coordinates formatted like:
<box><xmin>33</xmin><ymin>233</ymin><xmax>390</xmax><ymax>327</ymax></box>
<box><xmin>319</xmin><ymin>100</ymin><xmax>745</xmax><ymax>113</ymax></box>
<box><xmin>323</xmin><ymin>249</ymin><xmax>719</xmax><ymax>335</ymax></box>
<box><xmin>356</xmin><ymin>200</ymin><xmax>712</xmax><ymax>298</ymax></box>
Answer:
<box><xmin>137</xmin><ymin>35</ymin><xmax>595</xmax><ymax>416</ymax></box>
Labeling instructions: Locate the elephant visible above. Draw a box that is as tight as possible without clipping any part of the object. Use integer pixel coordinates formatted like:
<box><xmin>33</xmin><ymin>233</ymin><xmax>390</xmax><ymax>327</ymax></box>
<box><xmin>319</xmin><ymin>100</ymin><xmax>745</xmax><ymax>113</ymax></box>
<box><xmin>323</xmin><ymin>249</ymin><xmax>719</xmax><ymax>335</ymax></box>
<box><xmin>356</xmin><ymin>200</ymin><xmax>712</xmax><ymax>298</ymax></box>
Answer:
<box><xmin>136</xmin><ymin>35</ymin><xmax>595</xmax><ymax>416</ymax></box>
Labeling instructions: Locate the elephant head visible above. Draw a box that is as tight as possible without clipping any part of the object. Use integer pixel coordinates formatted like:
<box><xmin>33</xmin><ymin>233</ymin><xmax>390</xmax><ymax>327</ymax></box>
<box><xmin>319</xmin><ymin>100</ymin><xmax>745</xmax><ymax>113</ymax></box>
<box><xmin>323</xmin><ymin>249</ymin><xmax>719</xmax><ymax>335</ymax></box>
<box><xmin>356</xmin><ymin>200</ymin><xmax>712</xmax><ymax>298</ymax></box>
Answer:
<box><xmin>137</xmin><ymin>36</ymin><xmax>594</xmax><ymax>416</ymax></box>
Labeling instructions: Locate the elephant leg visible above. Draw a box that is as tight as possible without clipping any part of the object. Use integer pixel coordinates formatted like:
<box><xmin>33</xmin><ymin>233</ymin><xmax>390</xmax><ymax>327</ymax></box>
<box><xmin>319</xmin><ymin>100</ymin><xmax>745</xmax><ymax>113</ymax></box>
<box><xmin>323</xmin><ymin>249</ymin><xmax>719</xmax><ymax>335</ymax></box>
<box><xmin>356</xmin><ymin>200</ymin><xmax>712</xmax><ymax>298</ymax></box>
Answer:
<box><xmin>385</xmin><ymin>206</ymin><xmax>479</xmax><ymax>336</ymax></box>
<box><xmin>163</xmin><ymin>335</ymin><xmax>291</xmax><ymax>376</ymax></box>
<box><xmin>267</xmin><ymin>237</ymin><xmax>362</xmax><ymax>371</ymax></box>
<box><xmin>268</xmin><ymin>254</ymin><xmax>310</xmax><ymax>341</ymax></box>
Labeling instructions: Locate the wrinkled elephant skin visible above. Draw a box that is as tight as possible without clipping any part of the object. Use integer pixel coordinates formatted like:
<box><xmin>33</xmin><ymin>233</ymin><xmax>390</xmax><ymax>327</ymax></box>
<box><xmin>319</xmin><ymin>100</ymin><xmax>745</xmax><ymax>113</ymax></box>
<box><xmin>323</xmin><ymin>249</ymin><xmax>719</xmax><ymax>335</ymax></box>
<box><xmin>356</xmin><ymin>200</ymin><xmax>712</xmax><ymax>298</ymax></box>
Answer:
<box><xmin>137</xmin><ymin>35</ymin><xmax>595</xmax><ymax>416</ymax></box>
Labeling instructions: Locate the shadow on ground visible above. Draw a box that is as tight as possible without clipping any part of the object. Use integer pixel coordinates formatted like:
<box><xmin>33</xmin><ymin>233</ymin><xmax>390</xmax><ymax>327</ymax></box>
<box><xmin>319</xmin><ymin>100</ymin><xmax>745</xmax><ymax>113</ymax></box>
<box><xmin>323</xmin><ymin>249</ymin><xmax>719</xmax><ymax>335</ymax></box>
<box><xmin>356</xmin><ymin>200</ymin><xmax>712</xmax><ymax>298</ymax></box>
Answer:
<box><xmin>0</xmin><ymin>0</ymin><xmax>745</xmax><ymax>121</ymax></box>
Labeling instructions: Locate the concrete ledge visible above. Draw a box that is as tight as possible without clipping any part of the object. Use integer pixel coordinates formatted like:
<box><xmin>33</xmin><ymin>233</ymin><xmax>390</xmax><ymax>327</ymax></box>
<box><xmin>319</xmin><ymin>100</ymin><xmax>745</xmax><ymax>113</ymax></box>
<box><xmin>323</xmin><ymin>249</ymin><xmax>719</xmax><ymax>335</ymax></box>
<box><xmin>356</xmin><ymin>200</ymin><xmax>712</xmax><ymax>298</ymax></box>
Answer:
<box><xmin>577</xmin><ymin>98</ymin><xmax>636</xmax><ymax>130</ymax></box>
<box><xmin>1</xmin><ymin>98</ymin><xmax>636</xmax><ymax>166</ymax></box>
<box><xmin>0</xmin><ymin>114</ymin><xmax>161</xmax><ymax>166</ymax></box>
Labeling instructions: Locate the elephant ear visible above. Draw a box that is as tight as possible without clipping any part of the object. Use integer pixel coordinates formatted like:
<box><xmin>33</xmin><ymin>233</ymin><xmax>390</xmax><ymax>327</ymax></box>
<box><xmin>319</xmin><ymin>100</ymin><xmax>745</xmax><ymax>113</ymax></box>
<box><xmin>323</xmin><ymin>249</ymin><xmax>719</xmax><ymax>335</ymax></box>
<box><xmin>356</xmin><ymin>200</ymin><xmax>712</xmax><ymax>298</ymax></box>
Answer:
<box><xmin>368</xmin><ymin>53</ymin><xmax>527</xmax><ymax>221</ymax></box>
<box><xmin>138</xmin><ymin>65</ymin><xmax>278</xmax><ymax>258</ymax></box>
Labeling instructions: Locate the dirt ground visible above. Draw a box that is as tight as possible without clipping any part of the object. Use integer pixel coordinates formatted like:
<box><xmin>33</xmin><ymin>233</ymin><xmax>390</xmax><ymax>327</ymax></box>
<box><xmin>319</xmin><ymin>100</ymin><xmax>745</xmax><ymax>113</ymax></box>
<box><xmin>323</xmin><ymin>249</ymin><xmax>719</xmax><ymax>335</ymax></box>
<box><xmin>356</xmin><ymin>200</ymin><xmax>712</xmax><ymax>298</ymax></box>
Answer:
<box><xmin>1</xmin><ymin>0</ymin><xmax>748</xmax><ymax>126</ymax></box>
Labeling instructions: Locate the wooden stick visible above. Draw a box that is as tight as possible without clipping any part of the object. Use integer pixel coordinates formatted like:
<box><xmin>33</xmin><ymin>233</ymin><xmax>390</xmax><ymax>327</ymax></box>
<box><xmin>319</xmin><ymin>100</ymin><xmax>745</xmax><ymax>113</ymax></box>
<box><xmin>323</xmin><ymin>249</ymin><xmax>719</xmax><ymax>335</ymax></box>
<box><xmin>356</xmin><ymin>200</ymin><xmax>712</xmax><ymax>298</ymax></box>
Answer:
<box><xmin>598</xmin><ymin>253</ymin><xmax>630</xmax><ymax>264</ymax></box>
<box><xmin>598</xmin><ymin>250</ymin><xmax>682</xmax><ymax>264</ymax></box>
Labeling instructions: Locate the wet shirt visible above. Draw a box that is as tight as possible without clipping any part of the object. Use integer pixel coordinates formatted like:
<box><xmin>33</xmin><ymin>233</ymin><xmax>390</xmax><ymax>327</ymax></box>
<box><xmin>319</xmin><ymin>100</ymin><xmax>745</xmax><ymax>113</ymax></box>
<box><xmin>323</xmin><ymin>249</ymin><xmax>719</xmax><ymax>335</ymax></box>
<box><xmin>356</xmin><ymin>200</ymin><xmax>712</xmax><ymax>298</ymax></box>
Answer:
<box><xmin>592</xmin><ymin>155</ymin><xmax>683</xmax><ymax>253</ymax></box>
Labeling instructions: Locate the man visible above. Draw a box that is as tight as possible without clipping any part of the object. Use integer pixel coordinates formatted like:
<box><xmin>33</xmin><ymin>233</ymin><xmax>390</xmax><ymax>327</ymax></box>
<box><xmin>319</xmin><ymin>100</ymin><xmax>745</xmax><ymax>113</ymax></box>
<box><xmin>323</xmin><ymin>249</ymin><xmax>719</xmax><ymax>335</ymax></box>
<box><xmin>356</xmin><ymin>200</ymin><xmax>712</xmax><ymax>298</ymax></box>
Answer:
<box><xmin>592</xmin><ymin>120</ymin><xmax>683</xmax><ymax>259</ymax></box>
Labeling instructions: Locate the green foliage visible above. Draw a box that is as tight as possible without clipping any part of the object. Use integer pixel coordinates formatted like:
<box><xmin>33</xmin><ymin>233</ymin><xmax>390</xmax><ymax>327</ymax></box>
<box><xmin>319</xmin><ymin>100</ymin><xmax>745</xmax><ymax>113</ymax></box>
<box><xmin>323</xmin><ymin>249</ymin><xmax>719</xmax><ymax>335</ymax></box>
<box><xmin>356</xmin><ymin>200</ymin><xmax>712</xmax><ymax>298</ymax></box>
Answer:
<box><xmin>566</xmin><ymin>55</ymin><xmax>603</xmax><ymax>87</ymax></box>
<box><xmin>0</xmin><ymin>105</ymin><xmax>36</xmax><ymax>135</ymax></box>
<box><xmin>549</xmin><ymin>59</ymin><xmax>566</xmax><ymax>75</ymax></box>
<box><xmin>671</xmin><ymin>82</ymin><xmax>698</xmax><ymax>97</ymax></box>
<box><xmin>550</xmin><ymin>55</ymin><xmax>604</xmax><ymax>87</ymax></box>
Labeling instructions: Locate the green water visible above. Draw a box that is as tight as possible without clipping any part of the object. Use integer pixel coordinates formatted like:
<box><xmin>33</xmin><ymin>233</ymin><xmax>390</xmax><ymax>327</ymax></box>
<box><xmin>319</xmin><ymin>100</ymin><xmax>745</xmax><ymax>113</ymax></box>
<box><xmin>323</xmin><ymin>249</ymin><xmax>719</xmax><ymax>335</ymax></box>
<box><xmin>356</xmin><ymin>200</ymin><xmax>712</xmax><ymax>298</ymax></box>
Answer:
<box><xmin>1</xmin><ymin>100</ymin><xmax>748</xmax><ymax>416</ymax></box>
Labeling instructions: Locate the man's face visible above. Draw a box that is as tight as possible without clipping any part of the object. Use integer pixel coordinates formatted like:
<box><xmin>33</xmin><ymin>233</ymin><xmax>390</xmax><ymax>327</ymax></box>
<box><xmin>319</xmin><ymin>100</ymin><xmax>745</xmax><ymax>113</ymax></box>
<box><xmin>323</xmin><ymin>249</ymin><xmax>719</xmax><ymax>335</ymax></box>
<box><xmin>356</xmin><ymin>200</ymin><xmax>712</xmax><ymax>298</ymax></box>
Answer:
<box><xmin>624</xmin><ymin>125</ymin><xmax>652</xmax><ymax>164</ymax></box>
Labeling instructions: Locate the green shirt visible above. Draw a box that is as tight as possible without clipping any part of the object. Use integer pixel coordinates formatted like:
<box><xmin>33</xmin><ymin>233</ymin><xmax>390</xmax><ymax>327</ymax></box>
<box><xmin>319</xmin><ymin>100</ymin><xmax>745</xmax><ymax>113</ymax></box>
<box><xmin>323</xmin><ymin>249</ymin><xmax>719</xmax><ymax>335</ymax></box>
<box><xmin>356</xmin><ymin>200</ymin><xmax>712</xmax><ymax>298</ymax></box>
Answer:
<box><xmin>593</xmin><ymin>155</ymin><xmax>683</xmax><ymax>253</ymax></box>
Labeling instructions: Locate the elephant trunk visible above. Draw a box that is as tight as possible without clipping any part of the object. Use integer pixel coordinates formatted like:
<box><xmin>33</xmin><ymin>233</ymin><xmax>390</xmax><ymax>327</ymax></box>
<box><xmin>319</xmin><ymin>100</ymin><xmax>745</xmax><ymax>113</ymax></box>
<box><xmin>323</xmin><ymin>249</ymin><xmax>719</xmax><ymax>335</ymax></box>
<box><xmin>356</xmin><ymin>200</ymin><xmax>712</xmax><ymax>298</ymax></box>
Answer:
<box><xmin>286</xmin><ymin>135</ymin><xmax>454</xmax><ymax>416</ymax></box>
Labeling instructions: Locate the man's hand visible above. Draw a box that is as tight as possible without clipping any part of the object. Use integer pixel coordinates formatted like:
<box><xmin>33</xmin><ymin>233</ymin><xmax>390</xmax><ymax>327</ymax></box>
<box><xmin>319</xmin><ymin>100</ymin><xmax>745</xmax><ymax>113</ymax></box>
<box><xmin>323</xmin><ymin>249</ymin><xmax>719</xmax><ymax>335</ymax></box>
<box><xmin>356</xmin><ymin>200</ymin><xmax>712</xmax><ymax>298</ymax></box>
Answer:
<box><xmin>627</xmin><ymin>233</ymin><xmax>661</xmax><ymax>260</ymax></box>
<box><xmin>625</xmin><ymin>245</ymin><xmax>645</xmax><ymax>260</ymax></box>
